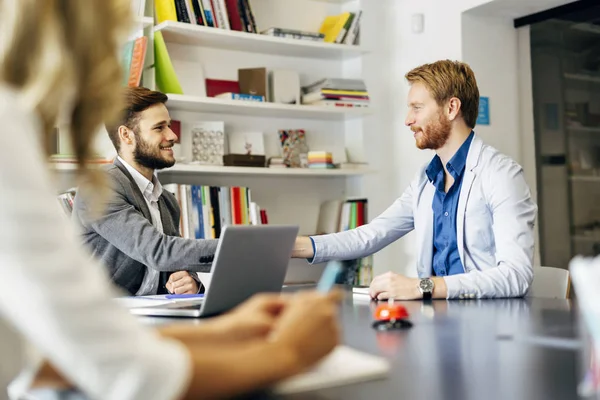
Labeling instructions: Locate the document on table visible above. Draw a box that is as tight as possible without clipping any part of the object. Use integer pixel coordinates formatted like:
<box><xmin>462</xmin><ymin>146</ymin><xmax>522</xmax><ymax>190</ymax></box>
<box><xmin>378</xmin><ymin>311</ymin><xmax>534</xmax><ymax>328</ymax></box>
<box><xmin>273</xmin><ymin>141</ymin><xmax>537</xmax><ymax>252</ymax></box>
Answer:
<box><xmin>274</xmin><ymin>345</ymin><xmax>390</xmax><ymax>394</ymax></box>
<box><xmin>114</xmin><ymin>294</ymin><xmax>203</xmax><ymax>309</ymax></box>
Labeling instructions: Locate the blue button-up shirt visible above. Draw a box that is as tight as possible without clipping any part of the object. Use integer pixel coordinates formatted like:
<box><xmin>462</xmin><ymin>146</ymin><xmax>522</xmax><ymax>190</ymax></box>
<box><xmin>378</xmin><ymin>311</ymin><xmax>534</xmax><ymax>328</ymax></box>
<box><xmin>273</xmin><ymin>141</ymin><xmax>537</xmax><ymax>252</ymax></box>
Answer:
<box><xmin>426</xmin><ymin>132</ymin><xmax>474</xmax><ymax>277</ymax></box>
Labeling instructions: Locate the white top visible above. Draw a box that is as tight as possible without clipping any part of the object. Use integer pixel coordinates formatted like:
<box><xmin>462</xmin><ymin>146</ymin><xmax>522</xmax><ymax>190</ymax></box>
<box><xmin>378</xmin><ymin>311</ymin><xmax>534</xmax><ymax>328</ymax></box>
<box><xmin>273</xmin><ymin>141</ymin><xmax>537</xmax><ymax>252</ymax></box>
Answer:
<box><xmin>0</xmin><ymin>86</ymin><xmax>192</xmax><ymax>400</ymax></box>
<box><xmin>117</xmin><ymin>156</ymin><xmax>163</xmax><ymax>295</ymax></box>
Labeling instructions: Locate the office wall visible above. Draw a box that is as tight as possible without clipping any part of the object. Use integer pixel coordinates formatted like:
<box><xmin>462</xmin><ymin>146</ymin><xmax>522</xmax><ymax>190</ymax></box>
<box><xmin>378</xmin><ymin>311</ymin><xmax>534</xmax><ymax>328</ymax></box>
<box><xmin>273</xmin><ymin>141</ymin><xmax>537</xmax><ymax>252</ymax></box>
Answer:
<box><xmin>375</xmin><ymin>0</ymin><xmax>574</xmax><ymax>275</ymax></box>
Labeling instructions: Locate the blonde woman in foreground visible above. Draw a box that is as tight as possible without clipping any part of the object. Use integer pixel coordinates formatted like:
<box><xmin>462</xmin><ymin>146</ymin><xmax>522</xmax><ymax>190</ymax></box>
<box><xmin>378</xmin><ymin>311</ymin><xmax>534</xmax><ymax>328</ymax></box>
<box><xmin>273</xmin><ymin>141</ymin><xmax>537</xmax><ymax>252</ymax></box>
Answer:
<box><xmin>0</xmin><ymin>1</ymin><xmax>341</xmax><ymax>399</ymax></box>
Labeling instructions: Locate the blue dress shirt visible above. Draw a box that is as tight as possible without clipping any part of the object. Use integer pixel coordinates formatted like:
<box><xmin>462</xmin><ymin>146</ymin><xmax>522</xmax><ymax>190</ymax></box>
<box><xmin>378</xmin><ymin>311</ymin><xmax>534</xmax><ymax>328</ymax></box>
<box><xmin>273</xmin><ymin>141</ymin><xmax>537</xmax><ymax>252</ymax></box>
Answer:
<box><xmin>426</xmin><ymin>132</ymin><xmax>474</xmax><ymax>277</ymax></box>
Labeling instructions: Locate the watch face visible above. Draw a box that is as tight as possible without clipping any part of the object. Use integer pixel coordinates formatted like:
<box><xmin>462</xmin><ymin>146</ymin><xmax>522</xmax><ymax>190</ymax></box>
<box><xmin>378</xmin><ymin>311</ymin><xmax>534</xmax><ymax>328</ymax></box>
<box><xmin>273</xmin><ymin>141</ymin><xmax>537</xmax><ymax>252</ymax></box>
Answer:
<box><xmin>419</xmin><ymin>279</ymin><xmax>434</xmax><ymax>292</ymax></box>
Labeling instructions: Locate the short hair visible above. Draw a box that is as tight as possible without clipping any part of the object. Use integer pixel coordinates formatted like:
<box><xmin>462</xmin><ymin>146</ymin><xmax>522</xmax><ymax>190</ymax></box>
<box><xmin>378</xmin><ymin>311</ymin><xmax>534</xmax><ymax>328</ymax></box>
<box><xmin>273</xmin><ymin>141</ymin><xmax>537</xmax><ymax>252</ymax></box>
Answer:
<box><xmin>405</xmin><ymin>60</ymin><xmax>480</xmax><ymax>128</ymax></box>
<box><xmin>106</xmin><ymin>87</ymin><xmax>168</xmax><ymax>152</ymax></box>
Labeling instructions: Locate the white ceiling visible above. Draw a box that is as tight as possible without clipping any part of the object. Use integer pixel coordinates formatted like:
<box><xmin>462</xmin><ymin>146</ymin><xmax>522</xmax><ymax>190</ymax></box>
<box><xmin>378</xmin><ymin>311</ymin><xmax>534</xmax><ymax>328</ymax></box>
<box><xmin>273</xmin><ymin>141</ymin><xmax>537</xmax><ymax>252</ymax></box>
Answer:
<box><xmin>465</xmin><ymin>0</ymin><xmax>579</xmax><ymax>19</ymax></box>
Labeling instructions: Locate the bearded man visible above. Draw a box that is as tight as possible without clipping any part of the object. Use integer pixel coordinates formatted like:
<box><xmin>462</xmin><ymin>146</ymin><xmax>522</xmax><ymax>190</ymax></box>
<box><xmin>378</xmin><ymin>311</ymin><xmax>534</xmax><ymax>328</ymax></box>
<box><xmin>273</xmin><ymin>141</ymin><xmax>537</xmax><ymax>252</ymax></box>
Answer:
<box><xmin>292</xmin><ymin>60</ymin><xmax>537</xmax><ymax>300</ymax></box>
<box><xmin>72</xmin><ymin>87</ymin><xmax>217</xmax><ymax>296</ymax></box>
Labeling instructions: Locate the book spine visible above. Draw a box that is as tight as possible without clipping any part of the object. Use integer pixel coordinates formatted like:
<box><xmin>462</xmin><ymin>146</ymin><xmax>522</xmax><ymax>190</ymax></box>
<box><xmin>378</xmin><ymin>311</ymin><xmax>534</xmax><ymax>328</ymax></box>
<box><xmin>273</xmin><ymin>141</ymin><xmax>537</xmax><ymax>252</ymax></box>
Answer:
<box><xmin>201</xmin><ymin>0</ymin><xmax>215</xmax><ymax>27</ymax></box>
<box><xmin>127</xmin><ymin>37</ymin><xmax>148</xmax><ymax>87</ymax></box>
<box><xmin>209</xmin><ymin>0</ymin><xmax>219</xmax><ymax>27</ymax></box>
<box><xmin>233</xmin><ymin>93</ymin><xmax>264</xmax><ymax>101</ymax></box>
<box><xmin>343</xmin><ymin>10</ymin><xmax>362</xmax><ymax>45</ymax></box>
<box><xmin>216</xmin><ymin>0</ymin><xmax>230</xmax><ymax>29</ymax></box>
<box><xmin>174</xmin><ymin>0</ymin><xmax>190</xmax><ymax>23</ymax></box>
<box><xmin>335</xmin><ymin>12</ymin><xmax>354</xmax><ymax>43</ymax></box>
<box><xmin>224</xmin><ymin>0</ymin><xmax>243</xmax><ymax>31</ymax></box>
<box><xmin>191</xmin><ymin>0</ymin><xmax>204</xmax><ymax>25</ymax></box>
<box><xmin>237</xmin><ymin>0</ymin><xmax>251</xmax><ymax>32</ymax></box>
<box><xmin>155</xmin><ymin>0</ymin><xmax>178</xmax><ymax>23</ymax></box>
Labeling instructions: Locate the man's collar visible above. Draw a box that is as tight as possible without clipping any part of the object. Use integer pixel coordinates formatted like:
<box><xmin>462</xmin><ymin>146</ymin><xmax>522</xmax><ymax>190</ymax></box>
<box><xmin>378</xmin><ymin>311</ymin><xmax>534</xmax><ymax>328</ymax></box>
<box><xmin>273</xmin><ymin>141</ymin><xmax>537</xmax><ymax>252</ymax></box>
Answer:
<box><xmin>116</xmin><ymin>156</ymin><xmax>163</xmax><ymax>201</ymax></box>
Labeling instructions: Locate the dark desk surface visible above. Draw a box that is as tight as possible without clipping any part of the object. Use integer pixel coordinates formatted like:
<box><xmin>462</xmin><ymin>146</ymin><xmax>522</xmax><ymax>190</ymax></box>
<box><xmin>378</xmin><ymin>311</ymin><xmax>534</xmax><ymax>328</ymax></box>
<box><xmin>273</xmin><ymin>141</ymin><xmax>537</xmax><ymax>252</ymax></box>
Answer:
<box><xmin>31</xmin><ymin>295</ymin><xmax>583</xmax><ymax>400</ymax></box>
<box><xmin>282</xmin><ymin>296</ymin><xmax>581</xmax><ymax>400</ymax></box>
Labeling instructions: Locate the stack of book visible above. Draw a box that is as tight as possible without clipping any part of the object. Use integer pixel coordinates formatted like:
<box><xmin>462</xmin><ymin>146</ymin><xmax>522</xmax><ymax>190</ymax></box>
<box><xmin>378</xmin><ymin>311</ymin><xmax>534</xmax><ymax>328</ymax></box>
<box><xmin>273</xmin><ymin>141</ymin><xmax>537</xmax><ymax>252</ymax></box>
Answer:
<box><xmin>155</xmin><ymin>0</ymin><xmax>258</xmax><ymax>33</ymax></box>
<box><xmin>301</xmin><ymin>78</ymin><xmax>369</xmax><ymax>108</ymax></box>
<box><xmin>268</xmin><ymin>157</ymin><xmax>287</xmax><ymax>169</ymax></box>
<box><xmin>308</xmin><ymin>151</ymin><xmax>335</xmax><ymax>169</ymax></box>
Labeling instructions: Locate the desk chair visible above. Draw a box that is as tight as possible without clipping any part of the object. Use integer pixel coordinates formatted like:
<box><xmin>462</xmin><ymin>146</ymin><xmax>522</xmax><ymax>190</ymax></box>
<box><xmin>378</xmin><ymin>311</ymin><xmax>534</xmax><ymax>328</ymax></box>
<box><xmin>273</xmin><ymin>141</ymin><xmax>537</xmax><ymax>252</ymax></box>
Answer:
<box><xmin>527</xmin><ymin>266</ymin><xmax>571</xmax><ymax>299</ymax></box>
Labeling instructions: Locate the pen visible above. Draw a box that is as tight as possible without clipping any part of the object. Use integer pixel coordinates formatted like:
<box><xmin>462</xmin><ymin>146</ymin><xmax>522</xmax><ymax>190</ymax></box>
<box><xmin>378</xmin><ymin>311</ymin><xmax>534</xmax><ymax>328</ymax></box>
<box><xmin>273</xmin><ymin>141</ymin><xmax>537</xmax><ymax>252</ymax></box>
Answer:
<box><xmin>316</xmin><ymin>261</ymin><xmax>343</xmax><ymax>293</ymax></box>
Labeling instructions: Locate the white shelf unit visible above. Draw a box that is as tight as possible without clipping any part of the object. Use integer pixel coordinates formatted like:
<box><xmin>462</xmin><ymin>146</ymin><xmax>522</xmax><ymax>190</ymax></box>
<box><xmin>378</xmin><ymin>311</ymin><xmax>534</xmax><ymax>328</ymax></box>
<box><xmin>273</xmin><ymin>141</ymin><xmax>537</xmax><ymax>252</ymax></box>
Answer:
<box><xmin>152</xmin><ymin>0</ymin><xmax>370</xmax><ymax>283</ymax></box>
<box><xmin>165</xmin><ymin>94</ymin><xmax>370</xmax><ymax>120</ymax></box>
<box><xmin>154</xmin><ymin>21</ymin><xmax>367</xmax><ymax>59</ymax></box>
<box><xmin>158</xmin><ymin>164</ymin><xmax>373</xmax><ymax>177</ymax></box>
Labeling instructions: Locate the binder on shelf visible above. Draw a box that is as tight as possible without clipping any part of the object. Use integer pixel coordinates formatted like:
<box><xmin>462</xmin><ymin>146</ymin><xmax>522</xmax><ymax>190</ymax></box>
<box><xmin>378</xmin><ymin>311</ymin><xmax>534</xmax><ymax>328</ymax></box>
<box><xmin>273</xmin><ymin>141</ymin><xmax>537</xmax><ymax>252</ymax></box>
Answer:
<box><xmin>154</xmin><ymin>31</ymin><xmax>183</xmax><ymax>94</ymax></box>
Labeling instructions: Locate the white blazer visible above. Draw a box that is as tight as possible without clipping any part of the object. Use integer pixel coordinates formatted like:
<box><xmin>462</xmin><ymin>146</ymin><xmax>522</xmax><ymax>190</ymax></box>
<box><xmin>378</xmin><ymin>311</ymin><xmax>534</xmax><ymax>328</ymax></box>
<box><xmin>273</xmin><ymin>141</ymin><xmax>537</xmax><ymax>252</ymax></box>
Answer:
<box><xmin>311</xmin><ymin>135</ymin><xmax>537</xmax><ymax>299</ymax></box>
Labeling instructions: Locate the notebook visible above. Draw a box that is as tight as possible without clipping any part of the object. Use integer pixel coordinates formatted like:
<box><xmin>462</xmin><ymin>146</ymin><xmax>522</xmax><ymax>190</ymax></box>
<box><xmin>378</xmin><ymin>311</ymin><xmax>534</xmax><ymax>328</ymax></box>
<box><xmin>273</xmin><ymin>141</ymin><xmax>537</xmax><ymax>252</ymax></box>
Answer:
<box><xmin>274</xmin><ymin>345</ymin><xmax>390</xmax><ymax>394</ymax></box>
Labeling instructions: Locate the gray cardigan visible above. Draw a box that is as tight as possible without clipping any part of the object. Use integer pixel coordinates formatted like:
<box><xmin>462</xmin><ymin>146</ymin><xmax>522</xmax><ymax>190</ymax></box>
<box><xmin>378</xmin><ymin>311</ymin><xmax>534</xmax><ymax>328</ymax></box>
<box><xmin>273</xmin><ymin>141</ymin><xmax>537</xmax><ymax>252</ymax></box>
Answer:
<box><xmin>72</xmin><ymin>158</ymin><xmax>218</xmax><ymax>295</ymax></box>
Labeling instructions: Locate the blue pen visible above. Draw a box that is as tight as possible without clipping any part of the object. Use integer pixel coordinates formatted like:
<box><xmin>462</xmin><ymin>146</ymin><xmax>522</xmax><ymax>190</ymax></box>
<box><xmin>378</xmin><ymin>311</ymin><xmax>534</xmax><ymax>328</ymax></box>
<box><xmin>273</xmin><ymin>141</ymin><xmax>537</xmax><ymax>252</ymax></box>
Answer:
<box><xmin>317</xmin><ymin>261</ymin><xmax>343</xmax><ymax>293</ymax></box>
<box><xmin>165</xmin><ymin>294</ymin><xmax>205</xmax><ymax>299</ymax></box>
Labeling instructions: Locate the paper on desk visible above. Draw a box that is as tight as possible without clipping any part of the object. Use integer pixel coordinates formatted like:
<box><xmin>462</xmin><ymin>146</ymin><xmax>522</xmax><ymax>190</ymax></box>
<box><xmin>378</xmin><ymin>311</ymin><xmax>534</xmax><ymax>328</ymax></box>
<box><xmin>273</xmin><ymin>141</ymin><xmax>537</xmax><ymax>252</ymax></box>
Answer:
<box><xmin>114</xmin><ymin>295</ymin><xmax>203</xmax><ymax>309</ymax></box>
<box><xmin>274</xmin><ymin>345</ymin><xmax>390</xmax><ymax>394</ymax></box>
<box><xmin>352</xmin><ymin>286</ymin><xmax>372</xmax><ymax>302</ymax></box>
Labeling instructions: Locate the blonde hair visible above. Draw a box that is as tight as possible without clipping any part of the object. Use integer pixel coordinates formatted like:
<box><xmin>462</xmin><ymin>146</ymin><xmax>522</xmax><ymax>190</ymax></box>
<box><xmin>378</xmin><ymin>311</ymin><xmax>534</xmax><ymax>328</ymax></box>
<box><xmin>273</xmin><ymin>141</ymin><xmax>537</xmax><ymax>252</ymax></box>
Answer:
<box><xmin>0</xmin><ymin>0</ymin><xmax>132</xmax><ymax>187</ymax></box>
<box><xmin>405</xmin><ymin>60</ymin><xmax>480</xmax><ymax>128</ymax></box>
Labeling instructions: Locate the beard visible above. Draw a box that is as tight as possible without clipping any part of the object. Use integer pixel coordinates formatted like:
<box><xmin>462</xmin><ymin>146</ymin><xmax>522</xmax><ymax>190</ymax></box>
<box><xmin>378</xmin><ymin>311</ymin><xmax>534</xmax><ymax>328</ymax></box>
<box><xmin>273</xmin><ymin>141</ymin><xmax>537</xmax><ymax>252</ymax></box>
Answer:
<box><xmin>411</xmin><ymin>112</ymin><xmax>452</xmax><ymax>150</ymax></box>
<box><xmin>133</xmin><ymin>134</ymin><xmax>176</xmax><ymax>170</ymax></box>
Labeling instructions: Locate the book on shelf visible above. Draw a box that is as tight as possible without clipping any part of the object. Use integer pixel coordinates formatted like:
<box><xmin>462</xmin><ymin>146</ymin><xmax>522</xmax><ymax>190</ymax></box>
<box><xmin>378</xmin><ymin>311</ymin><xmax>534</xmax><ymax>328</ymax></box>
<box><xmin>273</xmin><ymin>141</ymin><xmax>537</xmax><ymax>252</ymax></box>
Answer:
<box><xmin>215</xmin><ymin>92</ymin><xmax>265</xmax><ymax>102</ymax></box>
<box><xmin>302</xmin><ymin>78</ymin><xmax>367</xmax><ymax>94</ymax></box>
<box><xmin>309</xmin><ymin>100</ymin><xmax>370</xmax><ymax>108</ymax></box>
<box><xmin>261</xmin><ymin>27</ymin><xmax>325</xmax><ymax>41</ymax></box>
<box><xmin>301</xmin><ymin>78</ymin><xmax>370</xmax><ymax>107</ymax></box>
<box><xmin>318</xmin><ymin>12</ymin><xmax>361</xmax><ymax>45</ymax></box>
<box><xmin>155</xmin><ymin>0</ymin><xmax>257</xmax><ymax>33</ymax></box>
<box><xmin>154</xmin><ymin>31</ymin><xmax>183</xmax><ymax>94</ymax></box>
<box><xmin>205</xmin><ymin>79</ymin><xmax>240</xmax><ymax>97</ymax></box>
<box><xmin>124</xmin><ymin>36</ymin><xmax>148</xmax><ymax>87</ymax></box>
<box><xmin>163</xmin><ymin>184</ymin><xmax>268</xmax><ymax>239</ymax></box>
<box><xmin>315</xmin><ymin>198</ymin><xmax>371</xmax><ymax>285</ymax></box>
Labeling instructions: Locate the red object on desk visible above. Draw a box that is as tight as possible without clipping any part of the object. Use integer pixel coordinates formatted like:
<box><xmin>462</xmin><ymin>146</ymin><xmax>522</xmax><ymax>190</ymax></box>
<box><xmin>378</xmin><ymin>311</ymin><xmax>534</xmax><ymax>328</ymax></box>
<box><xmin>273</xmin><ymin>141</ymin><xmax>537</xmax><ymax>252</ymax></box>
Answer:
<box><xmin>374</xmin><ymin>303</ymin><xmax>409</xmax><ymax>322</ymax></box>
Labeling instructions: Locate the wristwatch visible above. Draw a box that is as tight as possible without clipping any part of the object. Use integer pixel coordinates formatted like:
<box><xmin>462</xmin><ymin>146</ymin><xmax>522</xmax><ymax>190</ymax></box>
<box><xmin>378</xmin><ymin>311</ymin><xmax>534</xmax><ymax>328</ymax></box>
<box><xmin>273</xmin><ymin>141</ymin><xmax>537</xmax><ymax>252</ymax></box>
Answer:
<box><xmin>418</xmin><ymin>278</ymin><xmax>434</xmax><ymax>300</ymax></box>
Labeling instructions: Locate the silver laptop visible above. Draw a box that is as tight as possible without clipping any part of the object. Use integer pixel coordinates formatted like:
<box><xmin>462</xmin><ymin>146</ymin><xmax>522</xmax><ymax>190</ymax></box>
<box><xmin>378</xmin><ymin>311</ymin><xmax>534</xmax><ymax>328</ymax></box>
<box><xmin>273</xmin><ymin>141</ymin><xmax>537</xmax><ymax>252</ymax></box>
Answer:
<box><xmin>130</xmin><ymin>224</ymin><xmax>299</xmax><ymax>318</ymax></box>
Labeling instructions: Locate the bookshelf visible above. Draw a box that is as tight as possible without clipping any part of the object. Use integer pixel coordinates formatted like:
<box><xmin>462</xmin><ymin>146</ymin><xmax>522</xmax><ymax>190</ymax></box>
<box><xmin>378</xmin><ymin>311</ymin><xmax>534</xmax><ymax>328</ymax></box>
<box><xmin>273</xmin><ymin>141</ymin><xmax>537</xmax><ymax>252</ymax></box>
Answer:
<box><xmin>166</xmin><ymin>94</ymin><xmax>370</xmax><ymax>120</ymax></box>
<box><xmin>46</xmin><ymin>0</ymin><xmax>373</xmax><ymax>284</ymax></box>
<box><xmin>154</xmin><ymin>21</ymin><xmax>368</xmax><ymax>59</ymax></box>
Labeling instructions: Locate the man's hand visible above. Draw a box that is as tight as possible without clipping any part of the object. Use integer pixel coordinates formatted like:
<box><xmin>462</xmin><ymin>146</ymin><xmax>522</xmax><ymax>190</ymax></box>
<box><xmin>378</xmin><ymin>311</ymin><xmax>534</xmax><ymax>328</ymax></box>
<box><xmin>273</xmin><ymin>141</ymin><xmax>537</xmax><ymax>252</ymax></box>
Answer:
<box><xmin>369</xmin><ymin>272</ymin><xmax>421</xmax><ymax>300</ymax></box>
<box><xmin>212</xmin><ymin>293</ymin><xmax>289</xmax><ymax>341</ymax></box>
<box><xmin>291</xmin><ymin>236</ymin><xmax>314</xmax><ymax>259</ymax></box>
<box><xmin>167</xmin><ymin>271</ymin><xmax>199</xmax><ymax>294</ymax></box>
